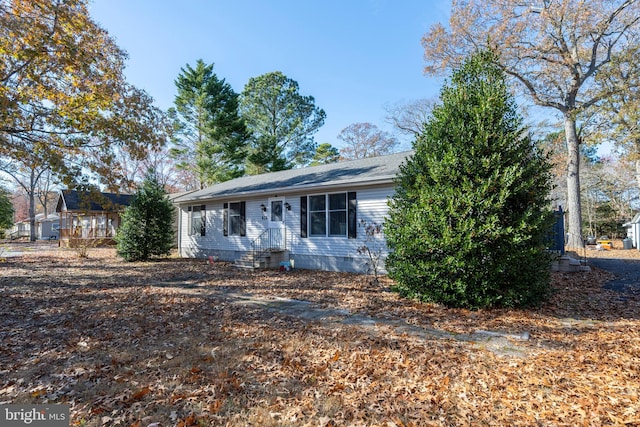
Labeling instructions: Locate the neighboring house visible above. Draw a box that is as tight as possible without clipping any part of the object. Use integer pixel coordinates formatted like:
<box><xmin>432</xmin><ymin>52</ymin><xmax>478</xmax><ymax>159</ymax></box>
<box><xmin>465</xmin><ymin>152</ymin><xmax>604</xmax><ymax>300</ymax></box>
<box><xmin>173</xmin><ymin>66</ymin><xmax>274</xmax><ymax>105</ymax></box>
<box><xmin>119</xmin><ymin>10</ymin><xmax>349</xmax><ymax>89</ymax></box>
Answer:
<box><xmin>55</xmin><ymin>190</ymin><xmax>131</xmax><ymax>247</ymax></box>
<box><xmin>8</xmin><ymin>220</ymin><xmax>30</xmax><ymax>240</ymax></box>
<box><xmin>623</xmin><ymin>213</ymin><xmax>640</xmax><ymax>249</ymax></box>
<box><xmin>35</xmin><ymin>213</ymin><xmax>60</xmax><ymax>240</ymax></box>
<box><xmin>173</xmin><ymin>151</ymin><xmax>411</xmax><ymax>273</ymax></box>
<box><xmin>7</xmin><ymin>214</ymin><xmax>59</xmax><ymax>240</ymax></box>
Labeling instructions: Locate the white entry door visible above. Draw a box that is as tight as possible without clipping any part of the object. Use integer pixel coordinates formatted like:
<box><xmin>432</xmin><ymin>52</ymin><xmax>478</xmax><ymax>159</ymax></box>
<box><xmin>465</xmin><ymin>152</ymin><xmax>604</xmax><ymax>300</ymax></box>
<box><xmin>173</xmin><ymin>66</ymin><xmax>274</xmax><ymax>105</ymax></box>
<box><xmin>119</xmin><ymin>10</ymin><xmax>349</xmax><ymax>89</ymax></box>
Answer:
<box><xmin>268</xmin><ymin>198</ymin><xmax>285</xmax><ymax>228</ymax></box>
<box><xmin>268</xmin><ymin>198</ymin><xmax>285</xmax><ymax>249</ymax></box>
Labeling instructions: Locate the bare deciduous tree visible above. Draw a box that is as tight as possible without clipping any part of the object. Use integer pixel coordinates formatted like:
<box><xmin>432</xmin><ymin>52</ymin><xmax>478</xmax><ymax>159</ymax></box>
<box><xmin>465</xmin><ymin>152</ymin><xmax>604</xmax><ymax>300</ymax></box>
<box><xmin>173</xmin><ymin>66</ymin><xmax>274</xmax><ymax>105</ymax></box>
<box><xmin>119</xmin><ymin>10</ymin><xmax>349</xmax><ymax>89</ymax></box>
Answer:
<box><xmin>338</xmin><ymin>123</ymin><xmax>398</xmax><ymax>160</ymax></box>
<box><xmin>595</xmin><ymin>27</ymin><xmax>640</xmax><ymax>188</ymax></box>
<box><xmin>422</xmin><ymin>0</ymin><xmax>640</xmax><ymax>248</ymax></box>
<box><xmin>0</xmin><ymin>157</ymin><xmax>58</xmax><ymax>241</ymax></box>
<box><xmin>384</xmin><ymin>98</ymin><xmax>436</xmax><ymax>139</ymax></box>
<box><xmin>581</xmin><ymin>155</ymin><xmax>638</xmax><ymax>238</ymax></box>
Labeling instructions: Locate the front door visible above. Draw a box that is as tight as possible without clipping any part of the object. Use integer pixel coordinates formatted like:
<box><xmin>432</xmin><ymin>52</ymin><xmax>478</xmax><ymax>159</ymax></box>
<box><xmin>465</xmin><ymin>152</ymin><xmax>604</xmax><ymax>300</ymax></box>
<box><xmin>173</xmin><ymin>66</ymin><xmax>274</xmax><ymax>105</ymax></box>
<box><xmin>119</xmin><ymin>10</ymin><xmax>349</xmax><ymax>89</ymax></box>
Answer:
<box><xmin>268</xmin><ymin>198</ymin><xmax>285</xmax><ymax>249</ymax></box>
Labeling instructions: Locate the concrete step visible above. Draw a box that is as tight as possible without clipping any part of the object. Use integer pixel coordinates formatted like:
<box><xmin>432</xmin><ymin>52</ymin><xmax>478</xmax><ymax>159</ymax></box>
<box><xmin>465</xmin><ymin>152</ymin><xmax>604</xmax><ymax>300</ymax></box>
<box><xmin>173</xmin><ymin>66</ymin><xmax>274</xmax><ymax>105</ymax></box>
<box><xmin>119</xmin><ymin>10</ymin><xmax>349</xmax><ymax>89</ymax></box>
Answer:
<box><xmin>233</xmin><ymin>249</ymin><xmax>287</xmax><ymax>270</ymax></box>
<box><xmin>233</xmin><ymin>253</ymin><xmax>271</xmax><ymax>269</ymax></box>
<box><xmin>552</xmin><ymin>255</ymin><xmax>590</xmax><ymax>273</ymax></box>
<box><xmin>233</xmin><ymin>259</ymin><xmax>265</xmax><ymax>269</ymax></box>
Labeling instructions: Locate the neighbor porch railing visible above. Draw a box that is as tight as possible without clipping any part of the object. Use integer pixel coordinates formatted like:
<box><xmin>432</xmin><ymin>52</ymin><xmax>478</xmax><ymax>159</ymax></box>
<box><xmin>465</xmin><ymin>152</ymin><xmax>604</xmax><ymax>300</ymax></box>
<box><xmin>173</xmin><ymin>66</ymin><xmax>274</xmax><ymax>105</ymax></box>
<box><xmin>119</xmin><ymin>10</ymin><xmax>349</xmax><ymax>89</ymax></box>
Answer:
<box><xmin>59</xmin><ymin>227</ymin><xmax>114</xmax><ymax>240</ymax></box>
<box><xmin>9</xmin><ymin>230</ymin><xmax>30</xmax><ymax>240</ymax></box>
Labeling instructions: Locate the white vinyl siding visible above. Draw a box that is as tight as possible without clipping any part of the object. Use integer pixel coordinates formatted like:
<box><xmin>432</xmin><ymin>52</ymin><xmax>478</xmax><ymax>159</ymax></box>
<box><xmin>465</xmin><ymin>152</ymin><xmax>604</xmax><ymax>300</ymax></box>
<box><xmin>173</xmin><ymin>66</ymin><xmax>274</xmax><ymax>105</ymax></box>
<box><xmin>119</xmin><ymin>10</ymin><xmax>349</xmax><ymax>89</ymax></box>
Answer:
<box><xmin>178</xmin><ymin>185</ymin><xmax>395</xmax><ymax>272</ymax></box>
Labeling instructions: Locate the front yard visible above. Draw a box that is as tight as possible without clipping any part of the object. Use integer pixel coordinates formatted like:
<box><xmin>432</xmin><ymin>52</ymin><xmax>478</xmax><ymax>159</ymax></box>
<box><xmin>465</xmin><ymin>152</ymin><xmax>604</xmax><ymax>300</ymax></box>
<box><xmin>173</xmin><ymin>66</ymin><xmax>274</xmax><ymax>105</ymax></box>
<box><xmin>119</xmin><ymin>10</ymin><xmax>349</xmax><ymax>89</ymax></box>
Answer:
<box><xmin>0</xmin><ymin>246</ymin><xmax>639</xmax><ymax>426</ymax></box>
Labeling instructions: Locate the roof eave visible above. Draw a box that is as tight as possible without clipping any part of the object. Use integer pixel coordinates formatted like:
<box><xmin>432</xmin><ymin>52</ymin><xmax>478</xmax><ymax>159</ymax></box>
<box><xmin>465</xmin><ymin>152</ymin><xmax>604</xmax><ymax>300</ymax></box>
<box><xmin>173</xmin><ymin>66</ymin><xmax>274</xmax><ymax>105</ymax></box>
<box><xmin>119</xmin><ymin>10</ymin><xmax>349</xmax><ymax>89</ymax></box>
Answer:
<box><xmin>174</xmin><ymin>176</ymin><xmax>397</xmax><ymax>205</ymax></box>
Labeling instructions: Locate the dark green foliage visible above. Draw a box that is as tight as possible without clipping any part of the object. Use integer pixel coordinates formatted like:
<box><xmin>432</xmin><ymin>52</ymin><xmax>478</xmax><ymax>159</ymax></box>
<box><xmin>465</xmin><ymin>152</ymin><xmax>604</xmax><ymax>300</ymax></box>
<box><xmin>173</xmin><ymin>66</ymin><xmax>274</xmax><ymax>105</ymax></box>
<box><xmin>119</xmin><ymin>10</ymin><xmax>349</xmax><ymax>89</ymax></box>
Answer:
<box><xmin>116</xmin><ymin>172</ymin><xmax>175</xmax><ymax>262</ymax></box>
<box><xmin>169</xmin><ymin>60</ymin><xmax>249</xmax><ymax>188</ymax></box>
<box><xmin>310</xmin><ymin>143</ymin><xmax>341</xmax><ymax>166</ymax></box>
<box><xmin>0</xmin><ymin>188</ymin><xmax>13</xmax><ymax>230</ymax></box>
<box><xmin>385</xmin><ymin>50</ymin><xmax>554</xmax><ymax>309</ymax></box>
<box><xmin>590</xmin><ymin>202</ymin><xmax>625</xmax><ymax>239</ymax></box>
<box><xmin>240</xmin><ymin>71</ymin><xmax>326</xmax><ymax>173</ymax></box>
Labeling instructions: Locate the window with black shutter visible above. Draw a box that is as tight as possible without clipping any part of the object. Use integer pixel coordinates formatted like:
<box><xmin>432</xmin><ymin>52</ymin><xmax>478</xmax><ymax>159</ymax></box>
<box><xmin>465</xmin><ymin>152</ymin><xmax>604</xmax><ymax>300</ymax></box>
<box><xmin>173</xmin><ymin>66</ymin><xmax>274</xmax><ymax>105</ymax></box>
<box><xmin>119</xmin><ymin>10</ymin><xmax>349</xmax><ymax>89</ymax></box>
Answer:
<box><xmin>300</xmin><ymin>196</ymin><xmax>307</xmax><ymax>238</ymax></box>
<box><xmin>300</xmin><ymin>192</ymin><xmax>355</xmax><ymax>238</ymax></box>
<box><xmin>224</xmin><ymin>201</ymin><xmax>246</xmax><ymax>236</ymax></box>
<box><xmin>188</xmin><ymin>205</ymin><xmax>206</xmax><ymax>236</ymax></box>
<box><xmin>348</xmin><ymin>192</ymin><xmax>357</xmax><ymax>239</ymax></box>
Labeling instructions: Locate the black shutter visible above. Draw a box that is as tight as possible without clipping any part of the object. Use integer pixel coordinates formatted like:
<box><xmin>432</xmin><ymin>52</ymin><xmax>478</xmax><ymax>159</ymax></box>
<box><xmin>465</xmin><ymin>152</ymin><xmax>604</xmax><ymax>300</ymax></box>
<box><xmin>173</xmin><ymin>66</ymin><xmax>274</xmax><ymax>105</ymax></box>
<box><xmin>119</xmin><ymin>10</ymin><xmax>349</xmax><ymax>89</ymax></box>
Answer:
<box><xmin>300</xmin><ymin>196</ymin><xmax>307</xmax><ymax>238</ymax></box>
<box><xmin>200</xmin><ymin>205</ymin><xmax>206</xmax><ymax>236</ymax></box>
<box><xmin>187</xmin><ymin>206</ymin><xmax>192</xmax><ymax>236</ymax></box>
<box><xmin>348</xmin><ymin>192</ymin><xmax>357</xmax><ymax>239</ymax></box>
<box><xmin>239</xmin><ymin>201</ymin><xmax>246</xmax><ymax>236</ymax></box>
<box><xmin>223</xmin><ymin>202</ymin><xmax>228</xmax><ymax>236</ymax></box>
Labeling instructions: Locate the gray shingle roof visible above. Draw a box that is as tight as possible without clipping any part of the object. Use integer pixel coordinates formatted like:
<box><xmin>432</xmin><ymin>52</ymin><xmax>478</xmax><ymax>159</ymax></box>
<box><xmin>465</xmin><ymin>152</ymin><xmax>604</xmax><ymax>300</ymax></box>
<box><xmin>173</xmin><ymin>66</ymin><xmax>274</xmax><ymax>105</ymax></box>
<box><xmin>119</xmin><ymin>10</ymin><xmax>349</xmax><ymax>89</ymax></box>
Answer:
<box><xmin>174</xmin><ymin>151</ymin><xmax>412</xmax><ymax>204</ymax></box>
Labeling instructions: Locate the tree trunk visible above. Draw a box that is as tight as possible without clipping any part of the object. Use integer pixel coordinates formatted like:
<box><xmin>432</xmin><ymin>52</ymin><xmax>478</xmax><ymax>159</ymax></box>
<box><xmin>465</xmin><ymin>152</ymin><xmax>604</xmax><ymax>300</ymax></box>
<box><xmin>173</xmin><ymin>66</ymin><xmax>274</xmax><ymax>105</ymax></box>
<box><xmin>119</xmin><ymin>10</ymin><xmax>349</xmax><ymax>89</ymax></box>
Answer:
<box><xmin>29</xmin><ymin>169</ymin><xmax>37</xmax><ymax>242</ymax></box>
<box><xmin>565</xmin><ymin>115</ymin><xmax>583</xmax><ymax>249</ymax></box>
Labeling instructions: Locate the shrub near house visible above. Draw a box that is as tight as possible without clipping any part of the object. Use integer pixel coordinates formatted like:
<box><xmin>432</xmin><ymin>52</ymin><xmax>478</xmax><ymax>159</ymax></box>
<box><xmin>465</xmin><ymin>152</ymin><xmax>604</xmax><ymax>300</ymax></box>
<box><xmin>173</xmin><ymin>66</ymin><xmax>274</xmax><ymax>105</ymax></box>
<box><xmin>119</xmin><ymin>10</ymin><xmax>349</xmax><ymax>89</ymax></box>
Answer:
<box><xmin>117</xmin><ymin>174</ymin><xmax>175</xmax><ymax>262</ymax></box>
<box><xmin>385</xmin><ymin>51</ymin><xmax>553</xmax><ymax>309</ymax></box>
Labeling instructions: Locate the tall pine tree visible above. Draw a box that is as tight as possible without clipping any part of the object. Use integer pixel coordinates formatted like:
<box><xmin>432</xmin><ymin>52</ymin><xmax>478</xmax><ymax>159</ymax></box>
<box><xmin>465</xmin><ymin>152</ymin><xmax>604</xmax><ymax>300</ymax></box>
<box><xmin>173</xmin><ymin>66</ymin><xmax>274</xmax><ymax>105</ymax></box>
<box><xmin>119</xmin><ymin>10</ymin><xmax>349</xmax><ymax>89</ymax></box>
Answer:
<box><xmin>169</xmin><ymin>60</ymin><xmax>249</xmax><ymax>189</ymax></box>
<box><xmin>116</xmin><ymin>172</ymin><xmax>175</xmax><ymax>262</ymax></box>
<box><xmin>385</xmin><ymin>50</ymin><xmax>553</xmax><ymax>309</ymax></box>
<box><xmin>240</xmin><ymin>71</ymin><xmax>325</xmax><ymax>173</ymax></box>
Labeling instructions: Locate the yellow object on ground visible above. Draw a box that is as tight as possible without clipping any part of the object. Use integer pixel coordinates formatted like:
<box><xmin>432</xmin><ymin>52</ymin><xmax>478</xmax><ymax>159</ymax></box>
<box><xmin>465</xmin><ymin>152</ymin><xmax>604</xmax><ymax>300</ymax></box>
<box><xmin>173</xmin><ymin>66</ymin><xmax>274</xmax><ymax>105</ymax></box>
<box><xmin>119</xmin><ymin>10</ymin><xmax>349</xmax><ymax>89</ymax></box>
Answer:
<box><xmin>596</xmin><ymin>239</ymin><xmax>613</xmax><ymax>250</ymax></box>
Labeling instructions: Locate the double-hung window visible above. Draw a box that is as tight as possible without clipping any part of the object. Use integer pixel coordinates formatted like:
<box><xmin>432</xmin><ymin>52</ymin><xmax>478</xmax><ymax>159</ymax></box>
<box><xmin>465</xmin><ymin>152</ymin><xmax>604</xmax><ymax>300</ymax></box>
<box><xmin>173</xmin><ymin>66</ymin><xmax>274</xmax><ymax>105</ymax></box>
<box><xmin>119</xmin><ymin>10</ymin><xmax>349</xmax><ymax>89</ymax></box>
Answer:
<box><xmin>309</xmin><ymin>195</ymin><xmax>327</xmax><ymax>236</ymax></box>
<box><xmin>188</xmin><ymin>205</ymin><xmax>206</xmax><ymax>236</ymax></box>
<box><xmin>328</xmin><ymin>193</ymin><xmax>347</xmax><ymax>236</ymax></box>
<box><xmin>223</xmin><ymin>202</ymin><xmax>246</xmax><ymax>236</ymax></box>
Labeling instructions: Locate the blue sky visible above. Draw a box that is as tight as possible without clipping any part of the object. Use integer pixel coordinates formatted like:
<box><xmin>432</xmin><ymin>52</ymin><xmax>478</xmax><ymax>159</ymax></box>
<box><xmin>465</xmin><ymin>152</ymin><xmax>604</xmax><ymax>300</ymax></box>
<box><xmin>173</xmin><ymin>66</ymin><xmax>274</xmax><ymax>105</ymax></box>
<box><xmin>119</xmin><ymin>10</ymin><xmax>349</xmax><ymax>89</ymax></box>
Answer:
<box><xmin>89</xmin><ymin>0</ymin><xmax>450</xmax><ymax>150</ymax></box>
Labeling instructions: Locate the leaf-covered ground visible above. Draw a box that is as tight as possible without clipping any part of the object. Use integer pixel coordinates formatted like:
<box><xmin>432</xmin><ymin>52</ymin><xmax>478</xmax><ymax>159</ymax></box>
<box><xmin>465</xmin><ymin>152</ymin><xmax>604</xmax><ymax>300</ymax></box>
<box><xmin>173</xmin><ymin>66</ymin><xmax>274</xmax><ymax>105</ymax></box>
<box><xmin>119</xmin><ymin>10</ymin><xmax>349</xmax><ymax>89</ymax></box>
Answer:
<box><xmin>1</xmin><ymin>244</ymin><xmax>639</xmax><ymax>426</ymax></box>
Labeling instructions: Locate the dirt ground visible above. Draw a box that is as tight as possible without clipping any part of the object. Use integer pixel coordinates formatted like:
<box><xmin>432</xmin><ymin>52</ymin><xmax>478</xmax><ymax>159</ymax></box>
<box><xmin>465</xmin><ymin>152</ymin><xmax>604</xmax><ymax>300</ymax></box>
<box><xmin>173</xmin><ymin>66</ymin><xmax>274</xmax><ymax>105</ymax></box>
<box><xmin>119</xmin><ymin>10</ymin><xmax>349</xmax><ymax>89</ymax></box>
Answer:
<box><xmin>573</xmin><ymin>240</ymin><xmax>640</xmax><ymax>260</ymax></box>
<box><xmin>0</xmin><ymin>243</ymin><xmax>639</xmax><ymax>426</ymax></box>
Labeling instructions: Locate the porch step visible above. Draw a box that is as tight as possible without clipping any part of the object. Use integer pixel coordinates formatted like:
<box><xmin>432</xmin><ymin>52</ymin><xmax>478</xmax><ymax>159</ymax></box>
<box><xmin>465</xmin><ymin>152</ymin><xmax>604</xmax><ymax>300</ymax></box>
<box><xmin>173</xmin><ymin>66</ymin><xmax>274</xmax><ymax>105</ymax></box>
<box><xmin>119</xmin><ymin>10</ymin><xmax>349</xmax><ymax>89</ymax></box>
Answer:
<box><xmin>233</xmin><ymin>252</ymin><xmax>265</xmax><ymax>269</ymax></box>
<box><xmin>233</xmin><ymin>261</ymin><xmax>265</xmax><ymax>269</ymax></box>
<box><xmin>232</xmin><ymin>250</ymin><xmax>287</xmax><ymax>270</ymax></box>
<box><xmin>233</xmin><ymin>256</ymin><xmax>268</xmax><ymax>269</ymax></box>
<box><xmin>551</xmin><ymin>255</ymin><xmax>591</xmax><ymax>273</ymax></box>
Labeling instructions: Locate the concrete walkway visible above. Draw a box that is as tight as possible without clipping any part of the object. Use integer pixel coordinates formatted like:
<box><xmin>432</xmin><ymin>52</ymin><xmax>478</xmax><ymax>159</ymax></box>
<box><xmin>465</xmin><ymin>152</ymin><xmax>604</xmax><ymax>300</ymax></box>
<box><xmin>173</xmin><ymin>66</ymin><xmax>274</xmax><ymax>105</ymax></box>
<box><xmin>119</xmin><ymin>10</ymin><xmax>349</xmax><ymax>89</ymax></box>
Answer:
<box><xmin>226</xmin><ymin>292</ymin><xmax>532</xmax><ymax>357</ymax></box>
<box><xmin>1</xmin><ymin>241</ymin><xmax>58</xmax><ymax>258</ymax></box>
<box><xmin>153</xmin><ymin>275</ymin><xmax>533</xmax><ymax>357</ymax></box>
